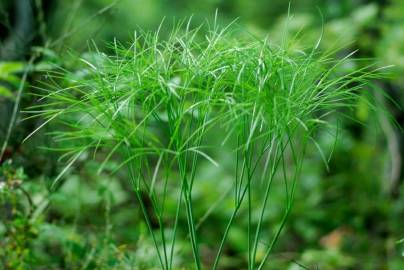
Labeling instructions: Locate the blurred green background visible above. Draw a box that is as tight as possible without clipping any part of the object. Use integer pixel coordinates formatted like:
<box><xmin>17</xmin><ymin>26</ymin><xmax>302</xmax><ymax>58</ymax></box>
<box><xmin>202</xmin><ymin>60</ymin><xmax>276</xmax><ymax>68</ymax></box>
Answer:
<box><xmin>0</xmin><ymin>0</ymin><xmax>403</xmax><ymax>269</ymax></box>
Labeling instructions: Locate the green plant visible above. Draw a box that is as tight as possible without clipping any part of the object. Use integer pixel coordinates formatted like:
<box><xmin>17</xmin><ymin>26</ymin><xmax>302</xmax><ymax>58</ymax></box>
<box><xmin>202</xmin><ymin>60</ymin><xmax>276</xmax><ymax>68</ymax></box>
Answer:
<box><xmin>0</xmin><ymin>161</ymin><xmax>37</xmax><ymax>270</ymax></box>
<box><xmin>27</xmin><ymin>19</ymin><xmax>383</xmax><ymax>269</ymax></box>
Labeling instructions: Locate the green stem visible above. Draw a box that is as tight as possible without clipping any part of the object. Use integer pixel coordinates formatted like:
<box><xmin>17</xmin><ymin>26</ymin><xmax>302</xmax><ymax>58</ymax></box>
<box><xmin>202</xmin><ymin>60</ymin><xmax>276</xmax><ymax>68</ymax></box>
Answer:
<box><xmin>135</xmin><ymin>191</ymin><xmax>165</xmax><ymax>269</ymax></box>
<box><xmin>179</xmin><ymin>154</ymin><xmax>201</xmax><ymax>270</ymax></box>
<box><xmin>212</xmin><ymin>203</ymin><xmax>241</xmax><ymax>270</ymax></box>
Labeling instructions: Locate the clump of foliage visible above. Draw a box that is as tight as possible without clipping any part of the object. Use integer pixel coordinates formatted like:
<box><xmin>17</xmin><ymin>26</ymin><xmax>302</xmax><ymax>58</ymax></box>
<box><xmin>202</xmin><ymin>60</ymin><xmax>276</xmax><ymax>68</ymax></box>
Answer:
<box><xmin>28</xmin><ymin>20</ymin><xmax>382</xmax><ymax>269</ymax></box>
<box><xmin>0</xmin><ymin>161</ymin><xmax>37</xmax><ymax>270</ymax></box>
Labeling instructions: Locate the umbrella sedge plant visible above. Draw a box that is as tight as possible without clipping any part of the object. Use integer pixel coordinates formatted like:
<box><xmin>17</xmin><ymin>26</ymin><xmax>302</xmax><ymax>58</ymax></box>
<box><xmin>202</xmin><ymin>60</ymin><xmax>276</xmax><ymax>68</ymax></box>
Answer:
<box><xmin>25</xmin><ymin>18</ymin><xmax>387</xmax><ymax>269</ymax></box>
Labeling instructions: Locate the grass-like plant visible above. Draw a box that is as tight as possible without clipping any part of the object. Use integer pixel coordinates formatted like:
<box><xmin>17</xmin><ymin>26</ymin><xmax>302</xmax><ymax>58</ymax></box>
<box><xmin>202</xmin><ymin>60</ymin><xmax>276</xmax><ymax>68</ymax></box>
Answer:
<box><xmin>27</xmin><ymin>19</ymin><xmax>384</xmax><ymax>269</ymax></box>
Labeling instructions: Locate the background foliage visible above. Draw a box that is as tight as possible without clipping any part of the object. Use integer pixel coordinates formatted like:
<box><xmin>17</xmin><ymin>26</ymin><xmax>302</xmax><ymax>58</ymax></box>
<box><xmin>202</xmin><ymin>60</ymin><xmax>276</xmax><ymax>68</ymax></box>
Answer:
<box><xmin>0</xmin><ymin>0</ymin><xmax>403</xmax><ymax>269</ymax></box>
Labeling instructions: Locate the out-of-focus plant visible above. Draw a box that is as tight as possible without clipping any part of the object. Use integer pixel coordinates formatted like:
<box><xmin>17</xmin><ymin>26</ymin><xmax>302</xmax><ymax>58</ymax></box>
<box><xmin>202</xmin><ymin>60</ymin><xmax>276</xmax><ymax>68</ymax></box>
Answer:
<box><xmin>0</xmin><ymin>161</ymin><xmax>37</xmax><ymax>270</ymax></box>
<box><xmin>0</xmin><ymin>62</ymin><xmax>26</xmax><ymax>99</ymax></box>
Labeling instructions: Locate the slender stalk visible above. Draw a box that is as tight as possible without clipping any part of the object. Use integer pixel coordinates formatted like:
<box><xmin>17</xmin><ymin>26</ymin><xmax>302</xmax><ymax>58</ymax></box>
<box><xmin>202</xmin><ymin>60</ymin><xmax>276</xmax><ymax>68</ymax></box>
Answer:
<box><xmin>257</xmin><ymin>133</ymin><xmax>306</xmax><ymax>269</ymax></box>
<box><xmin>169</xmin><ymin>180</ymin><xmax>184</xmax><ymax>269</ymax></box>
<box><xmin>125</xmin><ymin>150</ymin><xmax>165</xmax><ymax>269</ymax></box>
<box><xmin>178</xmin><ymin>156</ymin><xmax>201</xmax><ymax>270</ymax></box>
<box><xmin>250</xmin><ymin>139</ymin><xmax>279</xmax><ymax>269</ymax></box>
<box><xmin>212</xmin><ymin>202</ymin><xmax>241</xmax><ymax>270</ymax></box>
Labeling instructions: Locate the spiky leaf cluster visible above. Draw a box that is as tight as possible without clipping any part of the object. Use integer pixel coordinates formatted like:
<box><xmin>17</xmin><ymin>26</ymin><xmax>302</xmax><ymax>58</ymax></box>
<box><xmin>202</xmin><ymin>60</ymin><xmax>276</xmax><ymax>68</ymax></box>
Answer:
<box><xmin>27</xmin><ymin>22</ymin><xmax>381</xmax><ymax>269</ymax></box>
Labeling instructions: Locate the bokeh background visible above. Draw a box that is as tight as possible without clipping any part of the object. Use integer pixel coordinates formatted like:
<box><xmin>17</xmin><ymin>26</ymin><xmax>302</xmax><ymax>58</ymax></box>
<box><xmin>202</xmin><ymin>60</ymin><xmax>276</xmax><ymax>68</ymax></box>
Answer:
<box><xmin>0</xmin><ymin>0</ymin><xmax>403</xmax><ymax>269</ymax></box>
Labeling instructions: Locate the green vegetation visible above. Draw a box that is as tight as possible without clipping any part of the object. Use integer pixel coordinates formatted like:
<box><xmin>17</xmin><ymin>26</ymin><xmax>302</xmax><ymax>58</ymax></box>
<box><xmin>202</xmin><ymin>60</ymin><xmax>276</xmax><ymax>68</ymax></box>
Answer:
<box><xmin>0</xmin><ymin>1</ymin><xmax>403</xmax><ymax>269</ymax></box>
